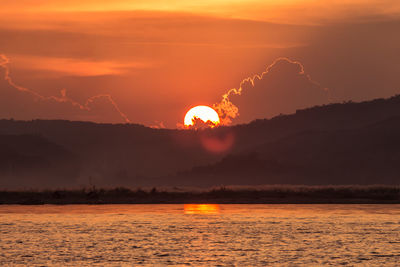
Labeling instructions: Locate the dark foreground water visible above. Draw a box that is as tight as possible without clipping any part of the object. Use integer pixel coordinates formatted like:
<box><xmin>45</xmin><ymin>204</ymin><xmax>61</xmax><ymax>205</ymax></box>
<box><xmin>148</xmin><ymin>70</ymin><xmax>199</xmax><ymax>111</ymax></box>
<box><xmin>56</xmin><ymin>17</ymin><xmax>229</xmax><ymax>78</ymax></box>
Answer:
<box><xmin>0</xmin><ymin>204</ymin><xmax>399</xmax><ymax>266</ymax></box>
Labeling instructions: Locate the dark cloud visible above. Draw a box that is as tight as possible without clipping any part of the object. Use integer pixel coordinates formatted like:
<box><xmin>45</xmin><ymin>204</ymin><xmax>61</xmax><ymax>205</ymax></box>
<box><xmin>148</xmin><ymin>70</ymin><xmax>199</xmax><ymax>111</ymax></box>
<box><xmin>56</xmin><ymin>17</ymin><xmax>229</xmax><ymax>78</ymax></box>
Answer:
<box><xmin>214</xmin><ymin>58</ymin><xmax>330</xmax><ymax>124</ymax></box>
<box><xmin>1</xmin><ymin>11</ymin><xmax>400</xmax><ymax>127</ymax></box>
<box><xmin>295</xmin><ymin>19</ymin><xmax>400</xmax><ymax>102</ymax></box>
<box><xmin>0</xmin><ymin>54</ymin><xmax>130</xmax><ymax>123</ymax></box>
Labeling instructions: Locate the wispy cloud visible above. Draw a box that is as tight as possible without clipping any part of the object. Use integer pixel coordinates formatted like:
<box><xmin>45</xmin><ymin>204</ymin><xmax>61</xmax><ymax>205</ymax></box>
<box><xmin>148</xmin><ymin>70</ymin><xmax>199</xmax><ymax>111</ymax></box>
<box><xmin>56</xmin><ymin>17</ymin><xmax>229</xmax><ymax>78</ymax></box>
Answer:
<box><xmin>1</xmin><ymin>0</ymin><xmax>399</xmax><ymax>24</ymax></box>
<box><xmin>214</xmin><ymin>57</ymin><xmax>330</xmax><ymax>124</ymax></box>
<box><xmin>10</xmin><ymin>55</ymin><xmax>152</xmax><ymax>77</ymax></box>
<box><xmin>0</xmin><ymin>54</ymin><xmax>130</xmax><ymax>123</ymax></box>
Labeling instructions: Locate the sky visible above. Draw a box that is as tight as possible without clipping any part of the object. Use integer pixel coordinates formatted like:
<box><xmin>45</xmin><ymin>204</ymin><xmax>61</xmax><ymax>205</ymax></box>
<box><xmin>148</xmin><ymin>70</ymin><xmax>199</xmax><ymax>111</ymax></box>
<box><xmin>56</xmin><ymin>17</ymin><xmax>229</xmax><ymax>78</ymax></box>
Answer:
<box><xmin>1</xmin><ymin>0</ymin><xmax>400</xmax><ymax>127</ymax></box>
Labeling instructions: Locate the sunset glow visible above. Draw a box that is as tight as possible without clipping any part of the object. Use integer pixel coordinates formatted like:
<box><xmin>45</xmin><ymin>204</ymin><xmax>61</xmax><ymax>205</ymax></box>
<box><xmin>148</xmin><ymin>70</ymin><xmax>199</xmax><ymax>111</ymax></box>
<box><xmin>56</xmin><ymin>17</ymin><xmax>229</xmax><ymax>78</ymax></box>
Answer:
<box><xmin>184</xmin><ymin>105</ymin><xmax>220</xmax><ymax>128</ymax></box>
<box><xmin>1</xmin><ymin>0</ymin><xmax>398</xmax><ymax>265</ymax></box>
<box><xmin>0</xmin><ymin>0</ymin><xmax>399</xmax><ymax>127</ymax></box>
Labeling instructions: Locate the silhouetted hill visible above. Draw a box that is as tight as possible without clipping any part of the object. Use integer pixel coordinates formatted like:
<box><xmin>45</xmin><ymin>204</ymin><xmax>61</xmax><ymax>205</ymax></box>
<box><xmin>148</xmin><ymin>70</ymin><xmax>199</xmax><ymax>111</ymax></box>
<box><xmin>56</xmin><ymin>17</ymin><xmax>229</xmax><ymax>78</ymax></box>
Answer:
<box><xmin>0</xmin><ymin>120</ymin><xmax>226</xmax><ymax>188</ymax></box>
<box><xmin>0</xmin><ymin>134</ymin><xmax>79</xmax><ymax>188</ymax></box>
<box><xmin>1</xmin><ymin>95</ymin><xmax>400</xmax><ymax>188</ymax></box>
<box><xmin>168</xmin><ymin>117</ymin><xmax>400</xmax><ymax>186</ymax></box>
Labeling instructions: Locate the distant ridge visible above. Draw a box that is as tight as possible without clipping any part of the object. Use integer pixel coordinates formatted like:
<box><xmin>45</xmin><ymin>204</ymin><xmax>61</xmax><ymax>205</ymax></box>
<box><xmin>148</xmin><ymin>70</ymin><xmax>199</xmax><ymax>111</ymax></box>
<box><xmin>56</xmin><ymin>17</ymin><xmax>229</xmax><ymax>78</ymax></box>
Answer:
<box><xmin>1</xmin><ymin>95</ymin><xmax>400</xmax><ymax>188</ymax></box>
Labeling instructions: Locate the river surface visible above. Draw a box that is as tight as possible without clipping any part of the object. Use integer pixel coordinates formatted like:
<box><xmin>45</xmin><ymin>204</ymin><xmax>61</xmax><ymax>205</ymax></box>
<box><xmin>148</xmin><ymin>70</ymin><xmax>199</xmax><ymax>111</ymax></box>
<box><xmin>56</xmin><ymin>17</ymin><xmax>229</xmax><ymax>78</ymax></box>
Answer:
<box><xmin>1</xmin><ymin>204</ymin><xmax>400</xmax><ymax>266</ymax></box>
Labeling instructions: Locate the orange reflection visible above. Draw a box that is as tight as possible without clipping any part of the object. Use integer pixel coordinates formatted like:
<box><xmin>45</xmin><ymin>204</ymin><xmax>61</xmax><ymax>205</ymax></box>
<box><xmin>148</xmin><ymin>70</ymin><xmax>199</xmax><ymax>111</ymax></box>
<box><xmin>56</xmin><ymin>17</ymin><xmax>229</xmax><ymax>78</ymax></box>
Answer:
<box><xmin>184</xmin><ymin>204</ymin><xmax>220</xmax><ymax>214</ymax></box>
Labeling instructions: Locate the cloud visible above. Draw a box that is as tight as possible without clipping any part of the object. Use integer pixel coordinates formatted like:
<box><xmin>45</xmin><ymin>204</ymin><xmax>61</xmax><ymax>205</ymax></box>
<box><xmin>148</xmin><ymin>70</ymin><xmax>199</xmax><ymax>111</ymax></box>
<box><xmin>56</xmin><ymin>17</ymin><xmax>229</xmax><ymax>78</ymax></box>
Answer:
<box><xmin>10</xmin><ymin>55</ymin><xmax>152</xmax><ymax>77</ymax></box>
<box><xmin>2</xmin><ymin>0</ymin><xmax>399</xmax><ymax>24</ymax></box>
<box><xmin>214</xmin><ymin>57</ymin><xmax>330</xmax><ymax>124</ymax></box>
<box><xmin>150</xmin><ymin>120</ymin><xmax>166</xmax><ymax>129</ymax></box>
<box><xmin>0</xmin><ymin>54</ymin><xmax>130</xmax><ymax>123</ymax></box>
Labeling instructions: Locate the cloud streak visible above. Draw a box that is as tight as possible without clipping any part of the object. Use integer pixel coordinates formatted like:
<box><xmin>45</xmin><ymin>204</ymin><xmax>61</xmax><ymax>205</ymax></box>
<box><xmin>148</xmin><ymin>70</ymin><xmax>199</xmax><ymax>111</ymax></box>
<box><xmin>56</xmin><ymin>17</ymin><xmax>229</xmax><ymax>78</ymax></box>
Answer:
<box><xmin>0</xmin><ymin>54</ymin><xmax>130</xmax><ymax>123</ymax></box>
<box><xmin>214</xmin><ymin>57</ymin><xmax>329</xmax><ymax>124</ymax></box>
<box><xmin>10</xmin><ymin>55</ymin><xmax>152</xmax><ymax>77</ymax></box>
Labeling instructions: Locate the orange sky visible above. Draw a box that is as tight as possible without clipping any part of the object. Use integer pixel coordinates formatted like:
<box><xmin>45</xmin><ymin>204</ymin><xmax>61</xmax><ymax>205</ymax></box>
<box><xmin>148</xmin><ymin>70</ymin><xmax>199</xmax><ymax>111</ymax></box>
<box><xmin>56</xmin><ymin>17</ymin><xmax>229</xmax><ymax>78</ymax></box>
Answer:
<box><xmin>1</xmin><ymin>1</ymin><xmax>400</xmax><ymax>127</ymax></box>
<box><xmin>2</xmin><ymin>1</ymin><xmax>399</xmax><ymax>22</ymax></box>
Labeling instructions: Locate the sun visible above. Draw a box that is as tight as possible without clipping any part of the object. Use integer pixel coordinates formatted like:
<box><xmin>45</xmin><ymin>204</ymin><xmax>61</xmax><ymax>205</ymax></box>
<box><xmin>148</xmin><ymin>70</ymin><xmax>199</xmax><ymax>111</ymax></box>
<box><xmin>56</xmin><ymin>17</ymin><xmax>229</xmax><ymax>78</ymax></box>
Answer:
<box><xmin>184</xmin><ymin>105</ymin><xmax>220</xmax><ymax>128</ymax></box>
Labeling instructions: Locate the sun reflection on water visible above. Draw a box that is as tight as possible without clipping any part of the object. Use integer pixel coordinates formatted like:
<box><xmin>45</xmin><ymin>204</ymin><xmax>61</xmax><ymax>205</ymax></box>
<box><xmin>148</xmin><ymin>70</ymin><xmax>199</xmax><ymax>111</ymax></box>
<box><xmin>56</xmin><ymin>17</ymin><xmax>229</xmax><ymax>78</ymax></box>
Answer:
<box><xmin>184</xmin><ymin>204</ymin><xmax>220</xmax><ymax>214</ymax></box>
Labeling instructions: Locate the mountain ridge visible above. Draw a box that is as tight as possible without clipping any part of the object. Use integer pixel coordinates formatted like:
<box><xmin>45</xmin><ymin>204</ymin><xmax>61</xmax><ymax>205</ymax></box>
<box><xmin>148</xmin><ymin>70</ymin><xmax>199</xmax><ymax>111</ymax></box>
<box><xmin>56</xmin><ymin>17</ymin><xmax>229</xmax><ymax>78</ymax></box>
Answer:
<box><xmin>1</xmin><ymin>95</ymin><xmax>400</xmax><ymax>188</ymax></box>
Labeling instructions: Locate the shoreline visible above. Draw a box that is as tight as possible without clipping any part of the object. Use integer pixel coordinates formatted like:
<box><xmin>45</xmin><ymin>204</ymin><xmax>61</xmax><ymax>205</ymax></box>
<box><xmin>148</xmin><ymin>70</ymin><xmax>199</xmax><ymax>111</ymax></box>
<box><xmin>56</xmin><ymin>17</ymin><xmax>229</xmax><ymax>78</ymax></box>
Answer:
<box><xmin>1</xmin><ymin>186</ymin><xmax>399</xmax><ymax>205</ymax></box>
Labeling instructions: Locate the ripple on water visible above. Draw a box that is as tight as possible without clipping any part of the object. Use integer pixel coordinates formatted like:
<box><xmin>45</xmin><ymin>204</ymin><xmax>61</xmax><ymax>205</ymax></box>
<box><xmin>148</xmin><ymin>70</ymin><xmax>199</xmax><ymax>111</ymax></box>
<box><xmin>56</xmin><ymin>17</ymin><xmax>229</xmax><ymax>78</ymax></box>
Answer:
<box><xmin>0</xmin><ymin>204</ymin><xmax>400</xmax><ymax>266</ymax></box>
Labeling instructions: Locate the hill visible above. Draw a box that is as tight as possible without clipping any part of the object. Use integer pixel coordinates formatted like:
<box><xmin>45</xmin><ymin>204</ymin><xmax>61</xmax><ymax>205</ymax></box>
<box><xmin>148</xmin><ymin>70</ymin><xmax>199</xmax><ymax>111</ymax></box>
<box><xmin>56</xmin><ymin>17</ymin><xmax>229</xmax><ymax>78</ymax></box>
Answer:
<box><xmin>1</xmin><ymin>95</ymin><xmax>400</xmax><ymax>188</ymax></box>
<box><xmin>167</xmin><ymin>117</ymin><xmax>400</xmax><ymax>186</ymax></box>
<box><xmin>0</xmin><ymin>134</ymin><xmax>79</xmax><ymax>188</ymax></box>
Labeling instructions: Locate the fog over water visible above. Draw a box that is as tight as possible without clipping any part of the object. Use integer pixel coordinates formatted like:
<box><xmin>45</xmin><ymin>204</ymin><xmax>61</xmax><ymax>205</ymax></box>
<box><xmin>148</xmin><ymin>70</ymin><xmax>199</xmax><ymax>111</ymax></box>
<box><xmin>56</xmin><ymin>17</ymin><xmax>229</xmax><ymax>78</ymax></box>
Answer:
<box><xmin>1</xmin><ymin>204</ymin><xmax>399</xmax><ymax>266</ymax></box>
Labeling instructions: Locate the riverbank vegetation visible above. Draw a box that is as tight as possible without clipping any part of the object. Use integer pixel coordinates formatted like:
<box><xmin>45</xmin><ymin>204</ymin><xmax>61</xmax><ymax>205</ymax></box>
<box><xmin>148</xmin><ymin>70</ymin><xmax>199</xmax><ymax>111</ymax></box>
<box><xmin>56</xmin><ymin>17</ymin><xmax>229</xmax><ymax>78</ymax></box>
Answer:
<box><xmin>1</xmin><ymin>185</ymin><xmax>399</xmax><ymax>204</ymax></box>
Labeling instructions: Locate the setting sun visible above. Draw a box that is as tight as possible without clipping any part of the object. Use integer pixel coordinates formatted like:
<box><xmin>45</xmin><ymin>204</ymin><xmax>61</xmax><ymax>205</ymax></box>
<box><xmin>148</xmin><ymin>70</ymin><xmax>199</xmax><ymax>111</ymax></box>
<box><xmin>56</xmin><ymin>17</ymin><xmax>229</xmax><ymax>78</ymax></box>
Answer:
<box><xmin>184</xmin><ymin>105</ymin><xmax>220</xmax><ymax>128</ymax></box>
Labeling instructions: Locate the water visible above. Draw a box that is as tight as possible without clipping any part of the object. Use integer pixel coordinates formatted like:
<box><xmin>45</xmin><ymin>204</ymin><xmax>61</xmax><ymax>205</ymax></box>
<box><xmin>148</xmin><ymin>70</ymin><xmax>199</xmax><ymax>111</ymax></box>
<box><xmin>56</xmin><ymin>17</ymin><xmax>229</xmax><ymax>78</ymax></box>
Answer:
<box><xmin>1</xmin><ymin>204</ymin><xmax>399</xmax><ymax>266</ymax></box>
